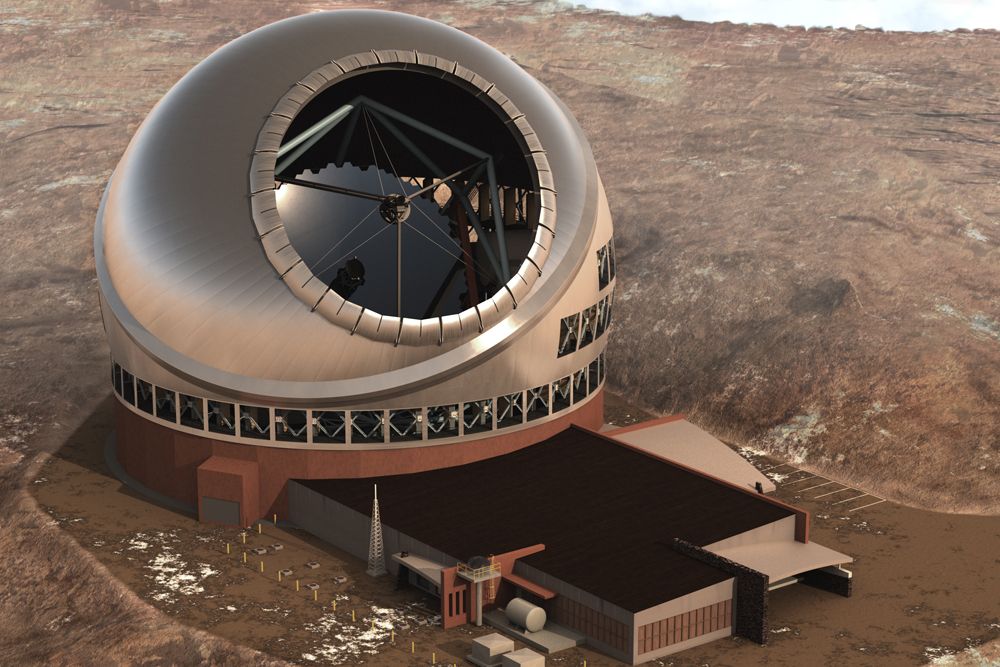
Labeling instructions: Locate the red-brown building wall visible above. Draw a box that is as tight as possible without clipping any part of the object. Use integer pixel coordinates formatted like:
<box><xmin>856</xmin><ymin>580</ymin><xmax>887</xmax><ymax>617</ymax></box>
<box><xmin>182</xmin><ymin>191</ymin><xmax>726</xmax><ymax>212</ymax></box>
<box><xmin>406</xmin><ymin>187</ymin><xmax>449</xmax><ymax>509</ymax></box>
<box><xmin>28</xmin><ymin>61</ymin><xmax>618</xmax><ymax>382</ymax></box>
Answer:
<box><xmin>115</xmin><ymin>389</ymin><xmax>604</xmax><ymax>523</ymax></box>
<box><xmin>196</xmin><ymin>456</ymin><xmax>260</xmax><ymax>528</ymax></box>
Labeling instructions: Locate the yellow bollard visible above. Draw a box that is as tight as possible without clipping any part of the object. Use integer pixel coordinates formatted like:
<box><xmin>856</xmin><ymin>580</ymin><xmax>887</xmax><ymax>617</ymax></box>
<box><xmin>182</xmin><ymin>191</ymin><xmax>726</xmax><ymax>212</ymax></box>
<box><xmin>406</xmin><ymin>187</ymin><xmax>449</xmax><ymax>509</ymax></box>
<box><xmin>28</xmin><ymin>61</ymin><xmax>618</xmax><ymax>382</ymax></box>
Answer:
<box><xmin>371</xmin><ymin>619</ymin><xmax>375</xmax><ymax>631</ymax></box>
<box><xmin>391</xmin><ymin>629</ymin><xmax>395</xmax><ymax>643</ymax></box>
<box><xmin>313</xmin><ymin>589</ymin><xmax>318</xmax><ymax>601</ymax></box>
<box><xmin>432</xmin><ymin>652</ymin><xmax>435</xmax><ymax>665</ymax></box>
<box><xmin>296</xmin><ymin>579</ymin><xmax>300</xmax><ymax>592</ymax></box>
<box><xmin>351</xmin><ymin>610</ymin><xmax>356</xmax><ymax>622</ymax></box>
<box><xmin>411</xmin><ymin>641</ymin><xmax>414</xmax><ymax>653</ymax></box>
<box><xmin>273</xmin><ymin>513</ymin><xmax>277</xmax><ymax>525</ymax></box>
<box><xmin>257</xmin><ymin>523</ymin><xmax>261</xmax><ymax>534</ymax></box>
<box><xmin>226</xmin><ymin>543</ymin><xmax>230</xmax><ymax>554</ymax></box>
<box><xmin>260</xmin><ymin>561</ymin><xmax>264</xmax><ymax>573</ymax></box>
<box><xmin>278</xmin><ymin>571</ymin><xmax>282</xmax><ymax>582</ymax></box>
<box><xmin>242</xmin><ymin>552</ymin><xmax>247</xmax><ymax>564</ymax></box>
<box><xmin>332</xmin><ymin>600</ymin><xmax>337</xmax><ymax>611</ymax></box>
<box><xmin>242</xmin><ymin>532</ymin><xmax>246</xmax><ymax>544</ymax></box>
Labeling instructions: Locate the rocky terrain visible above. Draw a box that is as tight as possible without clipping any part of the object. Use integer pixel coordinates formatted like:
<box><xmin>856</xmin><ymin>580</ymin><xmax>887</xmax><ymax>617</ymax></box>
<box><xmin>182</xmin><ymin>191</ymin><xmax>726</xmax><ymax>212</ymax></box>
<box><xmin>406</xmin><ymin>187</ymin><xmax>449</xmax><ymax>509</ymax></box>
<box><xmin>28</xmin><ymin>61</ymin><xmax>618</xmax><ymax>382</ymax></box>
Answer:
<box><xmin>1</xmin><ymin>0</ymin><xmax>997</xmax><ymax>665</ymax></box>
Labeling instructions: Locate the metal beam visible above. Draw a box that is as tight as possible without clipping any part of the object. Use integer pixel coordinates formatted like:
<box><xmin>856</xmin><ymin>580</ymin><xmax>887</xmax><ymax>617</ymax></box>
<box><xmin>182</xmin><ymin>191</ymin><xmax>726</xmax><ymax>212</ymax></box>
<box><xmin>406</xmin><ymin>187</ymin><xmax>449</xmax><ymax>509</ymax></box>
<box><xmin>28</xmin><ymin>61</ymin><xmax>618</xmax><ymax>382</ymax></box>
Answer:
<box><xmin>485</xmin><ymin>158</ymin><xmax>510</xmax><ymax>280</ymax></box>
<box><xmin>276</xmin><ymin>101</ymin><xmax>357</xmax><ymax>172</ymax></box>
<box><xmin>441</xmin><ymin>161</ymin><xmax>486</xmax><ymax>215</ymax></box>
<box><xmin>364</xmin><ymin>106</ymin><xmax>505</xmax><ymax>282</ymax></box>
<box><xmin>357</xmin><ymin>96</ymin><xmax>489</xmax><ymax>160</ymax></box>
<box><xmin>335</xmin><ymin>106</ymin><xmax>361</xmax><ymax>166</ymax></box>
<box><xmin>359</xmin><ymin>96</ymin><xmax>510</xmax><ymax>281</ymax></box>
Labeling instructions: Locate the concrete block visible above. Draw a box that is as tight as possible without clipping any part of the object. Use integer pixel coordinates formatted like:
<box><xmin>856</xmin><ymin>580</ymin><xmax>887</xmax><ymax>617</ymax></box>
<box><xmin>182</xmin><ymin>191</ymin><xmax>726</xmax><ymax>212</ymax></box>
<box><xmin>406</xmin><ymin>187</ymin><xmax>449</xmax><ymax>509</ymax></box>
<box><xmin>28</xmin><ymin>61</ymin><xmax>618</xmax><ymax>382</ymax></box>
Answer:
<box><xmin>279</xmin><ymin>568</ymin><xmax>294</xmax><ymax>578</ymax></box>
<box><xmin>268</xmin><ymin>543</ymin><xmax>284</xmax><ymax>551</ymax></box>
<box><xmin>305</xmin><ymin>582</ymin><xmax>320</xmax><ymax>591</ymax></box>
<box><xmin>471</xmin><ymin>633</ymin><xmax>515</xmax><ymax>660</ymax></box>
<box><xmin>305</xmin><ymin>561</ymin><xmax>320</xmax><ymax>569</ymax></box>
<box><xmin>501</xmin><ymin>648</ymin><xmax>544</xmax><ymax>667</ymax></box>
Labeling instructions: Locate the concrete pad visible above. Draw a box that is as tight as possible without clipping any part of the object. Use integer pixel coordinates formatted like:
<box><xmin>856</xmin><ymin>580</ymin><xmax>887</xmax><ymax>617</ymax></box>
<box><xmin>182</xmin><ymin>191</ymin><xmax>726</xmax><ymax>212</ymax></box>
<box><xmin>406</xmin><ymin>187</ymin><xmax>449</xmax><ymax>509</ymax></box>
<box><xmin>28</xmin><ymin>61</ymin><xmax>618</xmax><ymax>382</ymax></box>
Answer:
<box><xmin>501</xmin><ymin>648</ymin><xmax>545</xmax><ymax>667</ymax></box>
<box><xmin>484</xmin><ymin>609</ymin><xmax>583</xmax><ymax>654</ymax></box>
<box><xmin>468</xmin><ymin>632</ymin><xmax>516</xmax><ymax>665</ymax></box>
<box><xmin>471</xmin><ymin>633</ymin><xmax>515</xmax><ymax>659</ymax></box>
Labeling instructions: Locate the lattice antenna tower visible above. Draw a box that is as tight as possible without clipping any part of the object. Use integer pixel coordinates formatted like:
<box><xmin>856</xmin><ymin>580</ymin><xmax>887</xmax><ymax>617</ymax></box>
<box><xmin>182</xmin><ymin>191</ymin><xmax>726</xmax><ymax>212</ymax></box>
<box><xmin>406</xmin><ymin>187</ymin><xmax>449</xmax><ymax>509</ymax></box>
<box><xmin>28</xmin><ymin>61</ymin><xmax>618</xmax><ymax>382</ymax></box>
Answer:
<box><xmin>367</xmin><ymin>483</ymin><xmax>387</xmax><ymax>577</ymax></box>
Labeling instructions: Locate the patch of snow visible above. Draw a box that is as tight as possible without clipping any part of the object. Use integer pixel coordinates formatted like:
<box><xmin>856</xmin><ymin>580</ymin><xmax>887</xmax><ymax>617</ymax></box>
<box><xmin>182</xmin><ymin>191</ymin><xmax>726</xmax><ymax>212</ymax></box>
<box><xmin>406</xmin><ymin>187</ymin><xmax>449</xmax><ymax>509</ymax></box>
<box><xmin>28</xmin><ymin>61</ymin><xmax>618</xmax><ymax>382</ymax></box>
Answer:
<box><xmin>0</xmin><ymin>119</ymin><xmax>26</xmax><ymax>131</ymax></box>
<box><xmin>964</xmin><ymin>226</ymin><xmax>989</xmax><ymax>243</ymax></box>
<box><xmin>862</xmin><ymin>401</ymin><xmax>897</xmax><ymax>419</ymax></box>
<box><xmin>303</xmin><ymin>602</ymin><xmax>439</xmax><ymax>665</ymax></box>
<box><xmin>924</xmin><ymin>645</ymin><xmax>957</xmax><ymax>663</ymax></box>
<box><xmin>36</xmin><ymin>175</ymin><xmax>105</xmax><ymax>191</ymax></box>
<box><xmin>143</xmin><ymin>544</ymin><xmax>218</xmax><ymax>604</ymax></box>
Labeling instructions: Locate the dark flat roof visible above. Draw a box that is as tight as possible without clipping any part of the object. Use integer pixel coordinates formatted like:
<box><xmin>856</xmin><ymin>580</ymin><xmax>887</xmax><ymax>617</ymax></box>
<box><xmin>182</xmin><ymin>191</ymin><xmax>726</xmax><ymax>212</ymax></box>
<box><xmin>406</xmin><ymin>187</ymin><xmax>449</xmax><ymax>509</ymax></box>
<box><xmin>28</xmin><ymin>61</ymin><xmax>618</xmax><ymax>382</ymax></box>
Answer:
<box><xmin>297</xmin><ymin>426</ymin><xmax>793</xmax><ymax>612</ymax></box>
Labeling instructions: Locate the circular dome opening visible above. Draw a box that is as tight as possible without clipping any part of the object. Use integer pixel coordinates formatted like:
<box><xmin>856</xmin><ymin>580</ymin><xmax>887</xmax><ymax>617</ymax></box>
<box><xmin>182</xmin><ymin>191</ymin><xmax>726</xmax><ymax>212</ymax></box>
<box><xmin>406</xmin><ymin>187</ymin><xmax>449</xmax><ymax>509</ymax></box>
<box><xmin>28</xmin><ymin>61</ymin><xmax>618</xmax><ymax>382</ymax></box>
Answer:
<box><xmin>274</xmin><ymin>65</ymin><xmax>541</xmax><ymax>320</ymax></box>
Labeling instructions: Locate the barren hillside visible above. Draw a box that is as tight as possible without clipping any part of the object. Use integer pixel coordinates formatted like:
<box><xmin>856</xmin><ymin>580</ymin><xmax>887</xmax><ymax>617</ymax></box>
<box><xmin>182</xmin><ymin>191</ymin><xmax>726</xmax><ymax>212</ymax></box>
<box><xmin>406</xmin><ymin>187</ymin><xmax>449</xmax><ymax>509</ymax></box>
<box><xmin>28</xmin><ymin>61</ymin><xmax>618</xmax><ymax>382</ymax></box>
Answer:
<box><xmin>0</xmin><ymin>1</ymin><xmax>998</xmax><ymax>664</ymax></box>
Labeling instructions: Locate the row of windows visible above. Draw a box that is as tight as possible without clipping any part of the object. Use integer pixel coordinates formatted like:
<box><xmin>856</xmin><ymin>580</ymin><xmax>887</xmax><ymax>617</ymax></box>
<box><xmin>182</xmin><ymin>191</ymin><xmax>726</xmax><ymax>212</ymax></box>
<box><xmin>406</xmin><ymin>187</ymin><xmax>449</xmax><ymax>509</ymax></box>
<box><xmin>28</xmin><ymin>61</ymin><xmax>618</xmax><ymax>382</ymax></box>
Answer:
<box><xmin>111</xmin><ymin>352</ymin><xmax>605</xmax><ymax>446</ymax></box>
<box><xmin>558</xmin><ymin>291</ymin><xmax>614</xmax><ymax>357</ymax></box>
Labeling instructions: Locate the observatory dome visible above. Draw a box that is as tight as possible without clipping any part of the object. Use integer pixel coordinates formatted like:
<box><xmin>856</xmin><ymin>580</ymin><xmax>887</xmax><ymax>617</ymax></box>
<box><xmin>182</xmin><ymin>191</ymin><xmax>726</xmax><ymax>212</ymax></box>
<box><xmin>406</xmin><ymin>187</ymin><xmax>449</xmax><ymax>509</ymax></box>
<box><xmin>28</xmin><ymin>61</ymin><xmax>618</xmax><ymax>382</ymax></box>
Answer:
<box><xmin>97</xmin><ymin>10</ymin><xmax>615</xmax><ymax>515</ymax></box>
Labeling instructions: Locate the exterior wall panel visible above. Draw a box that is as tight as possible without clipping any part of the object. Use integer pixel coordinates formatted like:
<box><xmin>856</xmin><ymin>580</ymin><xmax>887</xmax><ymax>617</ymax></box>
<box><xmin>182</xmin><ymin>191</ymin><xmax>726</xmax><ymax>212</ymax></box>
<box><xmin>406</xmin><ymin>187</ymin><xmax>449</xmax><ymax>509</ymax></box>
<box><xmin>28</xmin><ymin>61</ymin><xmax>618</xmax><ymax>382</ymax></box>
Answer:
<box><xmin>636</xmin><ymin>600</ymin><xmax>732</xmax><ymax>659</ymax></box>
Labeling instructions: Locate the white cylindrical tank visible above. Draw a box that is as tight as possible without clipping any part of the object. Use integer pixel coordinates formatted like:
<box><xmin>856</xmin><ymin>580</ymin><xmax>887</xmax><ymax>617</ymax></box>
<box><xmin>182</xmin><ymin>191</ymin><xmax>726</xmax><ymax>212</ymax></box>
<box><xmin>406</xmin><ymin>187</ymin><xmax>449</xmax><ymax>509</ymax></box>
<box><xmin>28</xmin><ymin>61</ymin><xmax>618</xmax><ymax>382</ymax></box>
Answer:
<box><xmin>505</xmin><ymin>598</ymin><xmax>546</xmax><ymax>633</ymax></box>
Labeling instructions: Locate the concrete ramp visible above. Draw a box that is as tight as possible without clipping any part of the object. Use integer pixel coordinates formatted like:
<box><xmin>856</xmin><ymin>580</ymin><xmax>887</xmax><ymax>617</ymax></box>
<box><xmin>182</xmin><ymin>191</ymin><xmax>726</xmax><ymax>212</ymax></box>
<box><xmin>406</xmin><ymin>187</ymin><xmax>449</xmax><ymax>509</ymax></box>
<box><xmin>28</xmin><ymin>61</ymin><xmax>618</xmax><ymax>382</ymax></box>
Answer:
<box><xmin>606</xmin><ymin>417</ymin><xmax>775</xmax><ymax>493</ymax></box>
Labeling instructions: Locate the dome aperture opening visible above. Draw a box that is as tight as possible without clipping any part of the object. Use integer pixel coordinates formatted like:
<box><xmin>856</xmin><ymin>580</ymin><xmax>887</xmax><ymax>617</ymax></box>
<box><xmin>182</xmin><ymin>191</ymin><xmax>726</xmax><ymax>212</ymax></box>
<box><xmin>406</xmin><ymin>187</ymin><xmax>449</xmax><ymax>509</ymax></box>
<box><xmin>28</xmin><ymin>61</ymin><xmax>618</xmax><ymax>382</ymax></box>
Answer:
<box><xmin>274</xmin><ymin>65</ymin><xmax>542</xmax><ymax>321</ymax></box>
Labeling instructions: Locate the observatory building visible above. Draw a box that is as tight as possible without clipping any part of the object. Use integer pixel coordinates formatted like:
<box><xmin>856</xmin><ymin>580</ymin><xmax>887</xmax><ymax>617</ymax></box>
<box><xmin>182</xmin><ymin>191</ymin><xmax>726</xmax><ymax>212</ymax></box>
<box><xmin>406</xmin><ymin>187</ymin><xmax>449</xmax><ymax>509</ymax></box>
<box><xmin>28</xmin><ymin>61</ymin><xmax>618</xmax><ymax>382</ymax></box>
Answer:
<box><xmin>95</xmin><ymin>10</ymin><xmax>851</xmax><ymax>664</ymax></box>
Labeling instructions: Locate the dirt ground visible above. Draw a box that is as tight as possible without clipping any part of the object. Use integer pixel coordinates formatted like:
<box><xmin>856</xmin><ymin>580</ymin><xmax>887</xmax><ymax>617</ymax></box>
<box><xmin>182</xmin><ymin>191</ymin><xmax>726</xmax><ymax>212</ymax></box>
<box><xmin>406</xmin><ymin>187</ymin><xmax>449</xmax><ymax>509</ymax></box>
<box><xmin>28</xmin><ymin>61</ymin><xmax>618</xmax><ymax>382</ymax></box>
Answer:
<box><xmin>1</xmin><ymin>0</ymin><xmax>999</xmax><ymax>664</ymax></box>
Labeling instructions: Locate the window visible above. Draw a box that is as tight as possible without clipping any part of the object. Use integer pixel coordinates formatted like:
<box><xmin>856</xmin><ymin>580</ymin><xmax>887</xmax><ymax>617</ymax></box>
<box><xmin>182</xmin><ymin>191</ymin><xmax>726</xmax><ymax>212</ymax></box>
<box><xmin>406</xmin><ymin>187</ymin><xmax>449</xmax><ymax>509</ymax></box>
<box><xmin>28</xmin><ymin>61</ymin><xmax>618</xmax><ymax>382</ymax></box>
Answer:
<box><xmin>350</xmin><ymin>410</ymin><xmax>384</xmax><ymax>443</ymax></box>
<box><xmin>155</xmin><ymin>387</ymin><xmax>176</xmax><ymax>422</ymax></box>
<box><xmin>462</xmin><ymin>399</ymin><xmax>493</xmax><ymax>435</ymax></box>
<box><xmin>276</xmin><ymin>409</ymin><xmax>308</xmax><ymax>442</ymax></box>
<box><xmin>112</xmin><ymin>363</ymin><xmax>122</xmax><ymax>396</ymax></box>
<box><xmin>608</xmin><ymin>237</ymin><xmax>616</xmax><ymax>281</ymax></box>
<box><xmin>588</xmin><ymin>356</ymin><xmax>600</xmax><ymax>391</ymax></box>
<box><xmin>388</xmin><ymin>409</ymin><xmax>422</xmax><ymax>442</ymax></box>
<box><xmin>599</xmin><ymin>351</ymin><xmax>606</xmax><ymax>385</ymax></box>
<box><xmin>240</xmin><ymin>405</ymin><xmax>271</xmax><ymax>440</ymax></box>
<box><xmin>552</xmin><ymin>376</ymin><xmax>571</xmax><ymax>413</ymax></box>
<box><xmin>496</xmin><ymin>392</ymin><xmax>524</xmax><ymax>428</ymax></box>
<box><xmin>179</xmin><ymin>394</ymin><xmax>204</xmax><ymax>429</ymax></box>
<box><xmin>526</xmin><ymin>385</ymin><xmax>549</xmax><ymax>421</ymax></box>
<box><xmin>136</xmin><ymin>379</ymin><xmax>154</xmax><ymax>414</ymax></box>
<box><xmin>208</xmin><ymin>401</ymin><xmax>236</xmax><ymax>435</ymax></box>
<box><xmin>427</xmin><ymin>405</ymin><xmax>459</xmax><ymax>439</ymax></box>
<box><xmin>573</xmin><ymin>368</ymin><xmax>588</xmax><ymax>402</ymax></box>
<box><xmin>597</xmin><ymin>244</ymin><xmax>610</xmax><ymax>290</ymax></box>
<box><xmin>558</xmin><ymin>313</ymin><xmax>580</xmax><ymax>357</ymax></box>
<box><xmin>595</xmin><ymin>296</ymin><xmax>609</xmax><ymax>337</ymax></box>
<box><xmin>578</xmin><ymin>303</ymin><xmax>598</xmax><ymax>349</ymax></box>
<box><xmin>313</xmin><ymin>411</ymin><xmax>346</xmax><ymax>443</ymax></box>
<box><xmin>121</xmin><ymin>369</ymin><xmax>135</xmax><ymax>405</ymax></box>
